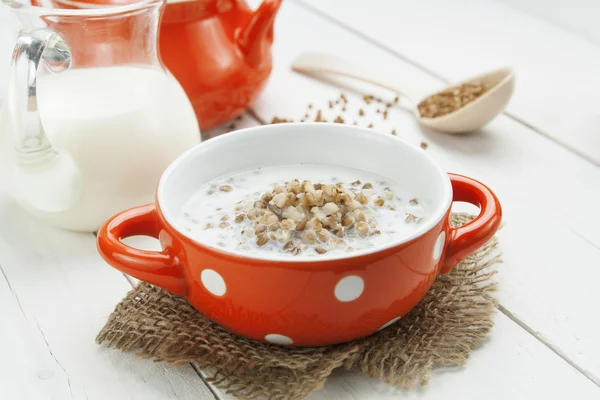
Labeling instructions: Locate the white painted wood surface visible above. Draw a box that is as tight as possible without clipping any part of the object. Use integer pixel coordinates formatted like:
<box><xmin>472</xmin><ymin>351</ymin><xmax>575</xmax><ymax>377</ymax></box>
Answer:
<box><xmin>1</xmin><ymin>0</ymin><xmax>600</xmax><ymax>398</ymax></box>
<box><xmin>0</xmin><ymin>192</ymin><xmax>217</xmax><ymax>399</ymax></box>
<box><xmin>498</xmin><ymin>0</ymin><xmax>600</xmax><ymax>45</ymax></box>
<box><xmin>300</xmin><ymin>0</ymin><xmax>600</xmax><ymax>167</ymax></box>
<box><xmin>312</xmin><ymin>313</ymin><xmax>599</xmax><ymax>400</ymax></box>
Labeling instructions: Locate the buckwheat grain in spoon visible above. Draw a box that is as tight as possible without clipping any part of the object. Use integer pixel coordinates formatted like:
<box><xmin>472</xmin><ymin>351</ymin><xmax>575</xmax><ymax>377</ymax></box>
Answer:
<box><xmin>292</xmin><ymin>51</ymin><xmax>515</xmax><ymax>134</ymax></box>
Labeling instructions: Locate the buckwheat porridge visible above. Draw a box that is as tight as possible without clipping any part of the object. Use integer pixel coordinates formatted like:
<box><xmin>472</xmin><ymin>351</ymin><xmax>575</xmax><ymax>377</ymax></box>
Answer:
<box><xmin>177</xmin><ymin>165</ymin><xmax>429</xmax><ymax>257</ymax></box>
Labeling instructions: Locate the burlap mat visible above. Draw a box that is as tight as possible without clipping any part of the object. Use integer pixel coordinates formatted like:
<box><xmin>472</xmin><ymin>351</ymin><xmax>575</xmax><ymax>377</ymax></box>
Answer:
<box><xmin>97</xmin><ymin>213</ymin><xmax>501</xmax><ymax>399</ymax></box>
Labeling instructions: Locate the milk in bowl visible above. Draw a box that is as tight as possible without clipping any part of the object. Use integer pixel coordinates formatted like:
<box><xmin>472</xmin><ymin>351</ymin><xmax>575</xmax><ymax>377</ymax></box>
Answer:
<box><xmin>176</xmin><ymin>164</ymin><xmax>430</xmax><ymax>259</ymax></box>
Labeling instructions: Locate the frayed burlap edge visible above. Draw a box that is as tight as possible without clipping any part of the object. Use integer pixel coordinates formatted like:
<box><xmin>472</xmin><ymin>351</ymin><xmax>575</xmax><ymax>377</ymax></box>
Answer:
<box><xmin>97</xmin><ymin>213</ymin><xmax>501</xmax><ymax>399</ymax></box>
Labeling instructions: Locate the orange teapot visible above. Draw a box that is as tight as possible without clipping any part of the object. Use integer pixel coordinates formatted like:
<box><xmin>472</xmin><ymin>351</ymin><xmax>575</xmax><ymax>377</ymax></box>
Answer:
<box><xmin>31</xmin><ymin>0</ymin><xmax>282</xmax><ymax>130</ymax></box>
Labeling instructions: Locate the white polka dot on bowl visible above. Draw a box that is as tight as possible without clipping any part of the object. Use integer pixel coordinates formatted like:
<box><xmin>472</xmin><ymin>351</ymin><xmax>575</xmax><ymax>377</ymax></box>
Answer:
<box><xmin>378</xmin><ymin>316</ymin><xmax>402</xmax><ymax>331</ymax></box>
<box><xmin>433</xmin><ymin>231</ymin><xmax>446</xmax><ymax>262</ymax></box>
<box><xmin>265</xmin><ymin>334</ymin><xmax>294</xmax><ymax>345</ymax></box>
<box><xmin>334</xmin><ymin>275</ymin><xmax>364</xmax><ymax>302</ymax></box>
<box><xmin>200</xmin><ymin>269</ymin><xmax>226</xmax><ymax>296</ymax></box>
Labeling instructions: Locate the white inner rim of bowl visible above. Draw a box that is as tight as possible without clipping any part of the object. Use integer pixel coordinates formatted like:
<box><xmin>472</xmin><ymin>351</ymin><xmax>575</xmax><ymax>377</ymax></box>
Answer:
<box><xmin>158</xmin><ymin>123</ymin><xmax>452</xmax><ymax>262</ymax></box>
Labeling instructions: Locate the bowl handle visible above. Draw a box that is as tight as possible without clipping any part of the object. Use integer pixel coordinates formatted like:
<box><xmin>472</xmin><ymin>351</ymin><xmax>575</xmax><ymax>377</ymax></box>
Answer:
<box><xmin>441</xmin><ymin>173</ymin><xmax>502</xmax><ymax>273</ymax></box>
<box><xmin>97</xmin><ymin>204</ymin><xmax>186</xmax><ymax>295</ymax></box>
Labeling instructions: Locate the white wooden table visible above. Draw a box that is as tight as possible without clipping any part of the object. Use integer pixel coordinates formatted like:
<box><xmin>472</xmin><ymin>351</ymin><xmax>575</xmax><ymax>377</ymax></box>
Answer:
<box><xmin>1</xmin><ymin>0</ymin><xmax>600</xmax><ymax>398</ymax></box>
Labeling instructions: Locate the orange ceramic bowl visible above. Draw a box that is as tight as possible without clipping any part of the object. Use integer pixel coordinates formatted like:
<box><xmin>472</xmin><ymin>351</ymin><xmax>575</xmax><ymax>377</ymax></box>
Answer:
<box><xmin>97</xmin><ymin>124</ymin><xmax>501</xmax><ymax>346</ymax></box>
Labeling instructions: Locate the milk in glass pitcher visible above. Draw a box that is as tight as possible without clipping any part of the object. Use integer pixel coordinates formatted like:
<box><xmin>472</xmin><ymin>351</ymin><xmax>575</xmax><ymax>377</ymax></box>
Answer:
<box><xmin>0</xmin><ymin>0</ymin><xmax>200</xmax><ymax>231</ymax></box>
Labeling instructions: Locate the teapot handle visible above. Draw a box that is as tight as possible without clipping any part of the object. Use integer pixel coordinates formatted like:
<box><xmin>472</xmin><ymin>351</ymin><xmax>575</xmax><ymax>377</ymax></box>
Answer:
<box><xmin>7</xmin><ymin>28</ymin><xmax>71</xmax><ymax>156</ymax></box>
<box><xmin>7</xmin><ymin>29</ymin><xmax>82</xmax><ymax>213</ymax></box>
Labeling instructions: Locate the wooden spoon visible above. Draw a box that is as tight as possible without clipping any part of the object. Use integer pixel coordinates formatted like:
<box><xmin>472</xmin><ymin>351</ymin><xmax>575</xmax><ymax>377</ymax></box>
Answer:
<box><xmin>292</xmin><ymin>52</ymin><xmax>515</xmax><ymax>134</ymax></box>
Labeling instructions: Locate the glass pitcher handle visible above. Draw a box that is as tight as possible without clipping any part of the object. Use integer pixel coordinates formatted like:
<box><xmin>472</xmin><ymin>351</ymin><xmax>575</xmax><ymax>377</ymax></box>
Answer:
<box><xmin>7</xmin><ymin>28</ymin><xmax>71</xmax><ymax>156</ymax></box>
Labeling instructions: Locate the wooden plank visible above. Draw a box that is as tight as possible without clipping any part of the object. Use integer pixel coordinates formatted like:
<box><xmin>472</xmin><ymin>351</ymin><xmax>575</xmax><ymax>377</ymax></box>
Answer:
<box><xmin>497</xmin><ymin>0</ymin><xmax>600</xmax><ymax>45</ymax></box>
<box><xmin>298</xmin><ymin>0</ymin><xmax>600</xmax><ymax>166</ymax></box>
<box><xmin>310</xmin><ymin>313</ymin><xmax>600</xmax><ymax>399</ymax></box>
<box><xmin>0</xmin><ymin>192</ymin><xmax>217</xmax><ymax>399</ymax></box>
<box><xmin>249</xmin><ymin>0</ymin><xmax>600</xmax><ymax>385</ymax></box>
<box><xmin>200</xmin><ymin>113</ymin><xmax>258</xmax><ymax>141</ymax></box>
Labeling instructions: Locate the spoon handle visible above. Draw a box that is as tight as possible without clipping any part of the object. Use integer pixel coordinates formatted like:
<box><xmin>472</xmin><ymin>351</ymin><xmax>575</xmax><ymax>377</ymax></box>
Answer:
<box><xmin>291</xmin><ymin>52</ymin><xmax>425</xmax><ymax>105</ymax></box>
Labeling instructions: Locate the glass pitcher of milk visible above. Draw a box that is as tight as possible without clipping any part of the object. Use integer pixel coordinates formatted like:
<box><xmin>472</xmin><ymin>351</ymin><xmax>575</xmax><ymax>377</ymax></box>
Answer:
<box><xmin>0</xmin><ymin>0</ymin><xmax>200</xmax><ymax>231</ymax></box>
